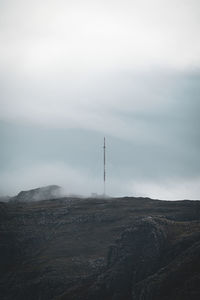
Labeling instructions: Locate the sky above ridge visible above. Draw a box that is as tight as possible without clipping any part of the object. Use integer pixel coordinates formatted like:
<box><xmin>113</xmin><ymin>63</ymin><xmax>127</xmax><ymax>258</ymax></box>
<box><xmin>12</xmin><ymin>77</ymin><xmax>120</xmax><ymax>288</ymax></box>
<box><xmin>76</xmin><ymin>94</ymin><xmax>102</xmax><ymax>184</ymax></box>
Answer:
<box><xmin>0</xmin><ymin>0</ymin><xmax>200</xmax><ymax>199</ymax></box>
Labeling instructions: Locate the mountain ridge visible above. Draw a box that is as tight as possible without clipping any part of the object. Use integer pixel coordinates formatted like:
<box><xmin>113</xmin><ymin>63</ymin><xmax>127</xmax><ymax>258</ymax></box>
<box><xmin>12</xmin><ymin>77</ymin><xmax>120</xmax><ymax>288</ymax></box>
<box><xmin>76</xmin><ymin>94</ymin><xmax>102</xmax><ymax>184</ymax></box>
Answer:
<box><xmin>0</xmin><ymin>192</ymin><xmax>200</xmax><ymax>299</ymax></box>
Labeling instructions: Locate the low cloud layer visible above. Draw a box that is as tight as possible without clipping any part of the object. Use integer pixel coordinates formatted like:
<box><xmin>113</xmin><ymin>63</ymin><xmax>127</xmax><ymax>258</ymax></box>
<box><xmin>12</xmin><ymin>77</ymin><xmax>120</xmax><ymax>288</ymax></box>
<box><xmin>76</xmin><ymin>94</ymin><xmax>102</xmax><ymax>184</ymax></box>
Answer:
<box><xmin>0</xmin><ymin>0</ymin><xmax>200</xmax><ymax>199</ymax></box>
<box><xmin>1</xmin><ymin>162</ymin><xmax>200</xmax><ymax>200</ymax></box>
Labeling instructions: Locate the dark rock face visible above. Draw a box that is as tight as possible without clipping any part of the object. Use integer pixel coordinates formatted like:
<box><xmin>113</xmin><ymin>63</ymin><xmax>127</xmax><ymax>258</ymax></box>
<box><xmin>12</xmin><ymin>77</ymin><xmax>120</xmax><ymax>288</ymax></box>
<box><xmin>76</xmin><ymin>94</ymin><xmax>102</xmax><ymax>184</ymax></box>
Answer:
<box><xmin>11</xmin><ymin>185</ymin><xmax>62</xmax><ymax>202</ymax></box>
<box><xmin>0</xmin><ymin>197</ymin><xmax>200</xmax><ymax>300</ymax></box>
<box><xmin>133</xmin><ymin>234</ymin><xmax>200</xmax><ymax>300</ymax></box>
<box><xmin>85</xmin><ymin>218</ymin><xmax>166</xmax><ymax>300</ymax></box>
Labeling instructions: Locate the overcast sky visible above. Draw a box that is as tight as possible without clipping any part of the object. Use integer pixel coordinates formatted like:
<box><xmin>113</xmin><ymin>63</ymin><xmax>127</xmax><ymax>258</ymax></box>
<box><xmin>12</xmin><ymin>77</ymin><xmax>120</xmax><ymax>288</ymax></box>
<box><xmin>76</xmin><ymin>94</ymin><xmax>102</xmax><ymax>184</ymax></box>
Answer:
<box><xmin>0</xmin><ymin>0</ymin><xmax>200</xmax><ymax>199</ymax></box>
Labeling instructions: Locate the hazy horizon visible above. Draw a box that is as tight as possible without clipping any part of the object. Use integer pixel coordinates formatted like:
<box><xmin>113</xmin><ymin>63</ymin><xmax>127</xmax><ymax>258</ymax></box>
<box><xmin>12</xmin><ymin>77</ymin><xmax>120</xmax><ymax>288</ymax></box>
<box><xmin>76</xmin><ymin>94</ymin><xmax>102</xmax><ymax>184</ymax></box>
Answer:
<box><xmin>1</xmin><ymin>0</ymin><xmax>200</xmax><ymax>200</ymax></box>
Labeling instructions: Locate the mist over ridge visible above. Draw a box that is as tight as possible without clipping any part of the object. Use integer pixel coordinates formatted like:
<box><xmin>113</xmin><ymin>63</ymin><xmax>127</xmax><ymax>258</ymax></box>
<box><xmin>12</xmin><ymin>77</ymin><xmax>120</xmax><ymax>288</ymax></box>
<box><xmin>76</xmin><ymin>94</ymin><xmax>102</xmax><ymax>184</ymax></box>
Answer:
<box><xmin>0</xmin><ymin>0</ymin><xmax>200</xmax><ymax>199</ymax></box>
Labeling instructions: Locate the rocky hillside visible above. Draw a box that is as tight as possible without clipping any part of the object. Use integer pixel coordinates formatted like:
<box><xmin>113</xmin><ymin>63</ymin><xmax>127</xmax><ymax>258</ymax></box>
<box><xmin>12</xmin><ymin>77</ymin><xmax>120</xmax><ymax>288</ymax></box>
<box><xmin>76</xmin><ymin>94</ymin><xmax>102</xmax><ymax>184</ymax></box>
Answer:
<box><xmin>0</xmin><ymin>195</ymin><xmax>200</xmax><ymax>299</ymax></box>
<box><xmin>11</xmin><ymin>185</ymin><xmax>62</xmax><ymax>202</ymax></box>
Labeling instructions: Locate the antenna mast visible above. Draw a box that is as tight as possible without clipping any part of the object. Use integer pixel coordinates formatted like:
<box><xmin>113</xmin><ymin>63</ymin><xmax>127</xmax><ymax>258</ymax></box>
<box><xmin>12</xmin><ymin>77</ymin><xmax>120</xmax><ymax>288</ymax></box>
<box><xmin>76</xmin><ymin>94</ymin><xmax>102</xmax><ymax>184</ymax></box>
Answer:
<box><xmin>103</xmin><ymin>137</ymin><xmax>106</xmax><ymax>196</ymax></box>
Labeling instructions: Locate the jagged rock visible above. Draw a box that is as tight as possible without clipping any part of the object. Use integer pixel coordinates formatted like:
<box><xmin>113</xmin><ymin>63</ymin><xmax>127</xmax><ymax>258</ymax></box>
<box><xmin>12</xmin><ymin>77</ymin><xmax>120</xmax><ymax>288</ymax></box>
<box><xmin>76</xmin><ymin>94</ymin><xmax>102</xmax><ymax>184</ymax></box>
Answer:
<box><xmin>11</xmin><ymin>185</ymin><xmax>62</xmax><ymax>202</ymax></box>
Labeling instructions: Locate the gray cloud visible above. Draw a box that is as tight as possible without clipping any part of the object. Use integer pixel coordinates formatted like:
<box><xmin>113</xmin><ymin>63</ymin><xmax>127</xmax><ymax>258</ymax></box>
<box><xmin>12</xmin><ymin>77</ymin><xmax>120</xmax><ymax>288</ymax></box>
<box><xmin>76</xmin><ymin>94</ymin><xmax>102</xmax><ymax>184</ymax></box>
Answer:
<box><xmin>0</xmin><ymin>1</ymin><xmax>200</xmax><ymax>199</ymax></box>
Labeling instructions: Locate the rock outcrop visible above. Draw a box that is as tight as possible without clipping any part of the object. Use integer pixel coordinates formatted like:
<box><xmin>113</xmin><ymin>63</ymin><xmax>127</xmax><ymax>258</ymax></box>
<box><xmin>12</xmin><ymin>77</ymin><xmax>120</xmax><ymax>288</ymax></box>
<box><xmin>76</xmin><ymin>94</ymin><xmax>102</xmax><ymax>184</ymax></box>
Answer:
<box><xmin>11</xmin><ymin>185</ymin><xmax>62</xmax><ymax>202</ymax></box>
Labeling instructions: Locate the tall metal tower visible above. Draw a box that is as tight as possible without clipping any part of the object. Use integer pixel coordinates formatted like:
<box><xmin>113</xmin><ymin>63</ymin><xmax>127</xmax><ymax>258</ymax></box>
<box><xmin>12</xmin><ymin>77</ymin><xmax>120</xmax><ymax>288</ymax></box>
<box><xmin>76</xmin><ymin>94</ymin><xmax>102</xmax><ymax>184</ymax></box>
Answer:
<box><xmin>103</xmin><ymin>137</ymin><xmax>106</xmax><ymax>196</ymax></box>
